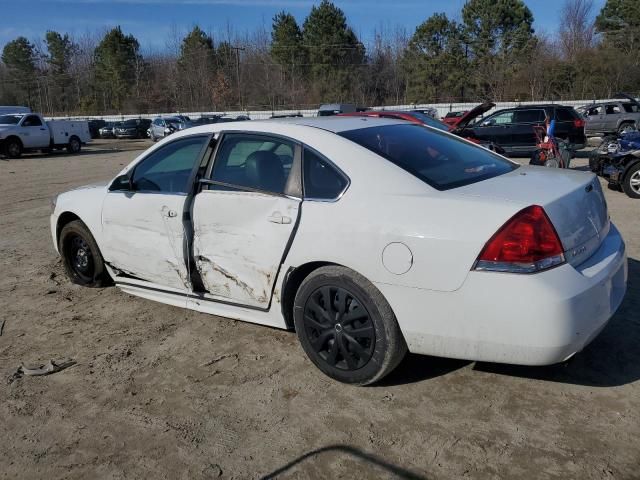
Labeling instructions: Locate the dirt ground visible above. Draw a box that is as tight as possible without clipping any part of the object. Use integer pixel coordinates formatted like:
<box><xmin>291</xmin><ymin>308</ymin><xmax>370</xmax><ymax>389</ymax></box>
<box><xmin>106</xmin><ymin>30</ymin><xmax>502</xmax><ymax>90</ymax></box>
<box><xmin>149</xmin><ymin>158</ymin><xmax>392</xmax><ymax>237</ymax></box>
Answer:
<box><xmin>1</xmin><ymin>139</ymin><xmax>639</xmax><ymax>480</ymax></box>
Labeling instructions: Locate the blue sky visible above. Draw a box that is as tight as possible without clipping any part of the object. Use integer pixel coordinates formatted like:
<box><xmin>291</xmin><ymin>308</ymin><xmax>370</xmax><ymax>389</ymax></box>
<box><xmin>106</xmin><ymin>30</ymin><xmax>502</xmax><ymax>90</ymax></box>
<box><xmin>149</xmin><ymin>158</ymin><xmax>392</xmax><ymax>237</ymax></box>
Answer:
<box><xmin>0</xmin><ymin>0</ymin><xmax>606</xmax><ymax>51</ymax></box>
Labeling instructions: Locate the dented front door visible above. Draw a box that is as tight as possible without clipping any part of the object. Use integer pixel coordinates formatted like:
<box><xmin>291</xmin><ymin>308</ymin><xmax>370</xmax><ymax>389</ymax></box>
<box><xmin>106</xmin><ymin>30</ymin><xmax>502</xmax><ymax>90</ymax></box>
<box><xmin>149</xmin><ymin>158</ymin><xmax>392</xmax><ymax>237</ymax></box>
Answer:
<box><xmin>192</xmin><ymin>190</ymin><xmax>300</xmax><ymax>308</ymax></box>
<box><xmin>102</xmin><ymin>193</ymin><xmax>190</xmax><ymax>289</ymax></box>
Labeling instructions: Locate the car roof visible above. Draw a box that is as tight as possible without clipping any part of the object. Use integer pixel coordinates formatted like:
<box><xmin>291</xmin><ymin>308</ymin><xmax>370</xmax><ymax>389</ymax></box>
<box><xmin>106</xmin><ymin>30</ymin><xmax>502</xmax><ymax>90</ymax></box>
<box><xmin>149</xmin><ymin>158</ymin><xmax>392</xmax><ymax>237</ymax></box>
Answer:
<box><xmin>507</xmin><ymin>104</ymin><xmax>574</xmax><ymax>109</ymax></box>
<box><xmin>265</xmin><ymin>115</ymin><xmax>404</xmax><ymax>132</ymax></box>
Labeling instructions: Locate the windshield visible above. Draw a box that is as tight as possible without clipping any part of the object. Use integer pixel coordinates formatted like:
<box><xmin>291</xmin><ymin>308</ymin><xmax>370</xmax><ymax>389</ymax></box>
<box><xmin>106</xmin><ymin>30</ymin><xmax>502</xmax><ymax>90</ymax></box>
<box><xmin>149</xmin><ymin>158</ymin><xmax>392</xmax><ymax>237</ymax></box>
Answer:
<box><xmin>405</xmin><ymin>112</ymin><xmax>449</xmax><ymax>131</ymax></box>
<box><xmin>0</xmin><ymin>114</ymin><xmax>23</xmax><ymax>125</ymax></box>
<box><xmin>339</xmin><ymin>124</ymin><xmax>517</xmax><ymax>191</ymax></box>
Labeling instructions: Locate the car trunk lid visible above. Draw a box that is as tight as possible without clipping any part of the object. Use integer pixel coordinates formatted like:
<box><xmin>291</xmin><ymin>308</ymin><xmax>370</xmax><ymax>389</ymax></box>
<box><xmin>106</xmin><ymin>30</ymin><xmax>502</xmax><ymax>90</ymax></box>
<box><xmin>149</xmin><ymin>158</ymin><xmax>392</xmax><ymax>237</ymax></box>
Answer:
<box><xmin>452</xmin><ymin>166</ymin><xmax>609</xmax><ymax>267</ymax></box>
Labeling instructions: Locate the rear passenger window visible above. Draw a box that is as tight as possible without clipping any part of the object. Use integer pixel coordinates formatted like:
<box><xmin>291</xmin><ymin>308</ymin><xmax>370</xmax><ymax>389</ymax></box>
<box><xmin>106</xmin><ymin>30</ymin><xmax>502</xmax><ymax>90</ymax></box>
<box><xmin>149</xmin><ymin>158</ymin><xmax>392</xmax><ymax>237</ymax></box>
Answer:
<box><xmin>605</xmin><ymin>104</ymin><xmax>621</xmax><ymax>114</ymax></box>
<box><xmin>513</xmin><ymin>109</ymin><xmax>545</xmax><ymax>123</ymax></box>
<box><xmin>623</xmin><ymin>104</ymin><xmax>639</xmax><ymax>113</ymax></box>
<box><xmin>303</xmin><ymin>148</ymin><xmax>348</xmax><ymax>200</ymax></box>
<box><xmin>210</xmin><ymin>134</ymin><xmax>294</xmax><ymax>195</ymax></box>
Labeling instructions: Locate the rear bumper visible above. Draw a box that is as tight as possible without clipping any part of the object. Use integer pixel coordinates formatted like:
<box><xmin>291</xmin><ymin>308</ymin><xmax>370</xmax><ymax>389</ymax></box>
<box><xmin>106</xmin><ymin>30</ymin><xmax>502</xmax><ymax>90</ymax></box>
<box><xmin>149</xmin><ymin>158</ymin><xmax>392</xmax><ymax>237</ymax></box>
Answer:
<box><xmin>378</xmin><ymin>223</ymin><xmax>627</xmax><ymax>365</ymax></box>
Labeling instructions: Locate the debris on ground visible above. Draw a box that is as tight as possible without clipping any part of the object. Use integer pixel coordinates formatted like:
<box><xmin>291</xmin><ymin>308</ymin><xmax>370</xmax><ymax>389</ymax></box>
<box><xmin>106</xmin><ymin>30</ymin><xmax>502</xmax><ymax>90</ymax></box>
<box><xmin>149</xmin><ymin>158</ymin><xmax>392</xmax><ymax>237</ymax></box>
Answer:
<box><xmin>0</xmin><ymin>319</ymin><xmax>5</xmax><ymax>336</ymax></box>
<box><xmin>9</xmin><ymin>359</ymin><xmax>76</xmax><ymax>383</ymax></box>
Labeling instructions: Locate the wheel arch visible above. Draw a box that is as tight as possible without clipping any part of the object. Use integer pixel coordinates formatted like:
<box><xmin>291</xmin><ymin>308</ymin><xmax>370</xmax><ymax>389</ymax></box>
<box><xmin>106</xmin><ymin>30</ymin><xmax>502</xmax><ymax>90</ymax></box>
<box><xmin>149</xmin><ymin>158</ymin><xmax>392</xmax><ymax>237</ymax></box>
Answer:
<box><xmin>56</xmin><ymin>211</ymin><xmax>82</xmax><ymax>246</ymax></box>
<box><xmin>4</xmin><ymin>135</ymin><xmax>23</xmax><ymax>147</ymax></box>
<box><xmin>280</xmin><ymin>261</ymin><xmax>389</xmax><ymax>331</ymax></box>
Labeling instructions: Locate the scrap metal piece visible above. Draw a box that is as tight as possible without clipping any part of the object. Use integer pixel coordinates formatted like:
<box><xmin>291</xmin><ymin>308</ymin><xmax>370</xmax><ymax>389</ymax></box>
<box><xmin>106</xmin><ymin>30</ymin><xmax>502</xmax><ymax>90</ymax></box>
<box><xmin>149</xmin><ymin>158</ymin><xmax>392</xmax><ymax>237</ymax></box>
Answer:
<box><xmin>18</xmin><ymin>359</ymin><xmax>76</xmax><ymax>377</ymax></box>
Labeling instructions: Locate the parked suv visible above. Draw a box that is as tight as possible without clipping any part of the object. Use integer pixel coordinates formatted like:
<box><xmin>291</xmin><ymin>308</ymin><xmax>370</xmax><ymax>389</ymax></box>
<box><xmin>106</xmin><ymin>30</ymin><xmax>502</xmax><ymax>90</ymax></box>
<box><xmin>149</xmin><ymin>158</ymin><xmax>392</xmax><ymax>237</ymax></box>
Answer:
<box><xmin>460</xmin><ymin>105</ymin><xmax>586</xmax><ymax>155</ymax></box>
<box><xmin>115</xmin><ymin>118</ymin><xmax>152</xmax><ymax>139</ymax></box>
<box><xmin>581</xmin><ymin>93</ymin><xmax>640</xmax><ymax>137</ymax></box>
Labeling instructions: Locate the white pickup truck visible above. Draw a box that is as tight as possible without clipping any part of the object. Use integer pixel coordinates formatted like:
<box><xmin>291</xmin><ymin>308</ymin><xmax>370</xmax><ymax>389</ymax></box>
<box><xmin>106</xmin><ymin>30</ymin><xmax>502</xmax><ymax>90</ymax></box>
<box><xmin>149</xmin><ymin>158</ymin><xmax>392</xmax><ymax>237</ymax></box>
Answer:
<box><xmin>0</xmin><ymin>112</ymin><xmax>91</xmax><ymax>158</ymax></box>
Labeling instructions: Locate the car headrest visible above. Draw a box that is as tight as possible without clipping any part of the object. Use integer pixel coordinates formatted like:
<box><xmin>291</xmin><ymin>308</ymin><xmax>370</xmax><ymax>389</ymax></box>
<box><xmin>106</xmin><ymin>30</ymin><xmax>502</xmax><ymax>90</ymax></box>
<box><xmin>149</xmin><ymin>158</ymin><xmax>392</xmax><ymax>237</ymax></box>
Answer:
<box><xmin>245</xmin><ymin>150</ymin><xmax>285</xmax><ymax>193</ymax></box>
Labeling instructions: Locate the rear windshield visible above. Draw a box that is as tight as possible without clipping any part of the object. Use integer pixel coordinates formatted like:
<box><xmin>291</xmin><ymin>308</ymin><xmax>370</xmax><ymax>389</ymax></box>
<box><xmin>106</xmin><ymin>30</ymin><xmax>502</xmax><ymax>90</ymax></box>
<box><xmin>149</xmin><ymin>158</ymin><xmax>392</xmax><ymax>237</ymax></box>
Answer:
<box><xmin>339</xmin><ymin>124</ymin><xmax>517</xmax><ymax>191</ymax></box>
<box><xmin>405</xmin><ymin>112</ymin><xmax>449</xmax><ymax>131</ymax></box>
<box><xmin>555</xmin><ymin>108</ymin><xmax>578</xmax><ymax>121</ymax></box>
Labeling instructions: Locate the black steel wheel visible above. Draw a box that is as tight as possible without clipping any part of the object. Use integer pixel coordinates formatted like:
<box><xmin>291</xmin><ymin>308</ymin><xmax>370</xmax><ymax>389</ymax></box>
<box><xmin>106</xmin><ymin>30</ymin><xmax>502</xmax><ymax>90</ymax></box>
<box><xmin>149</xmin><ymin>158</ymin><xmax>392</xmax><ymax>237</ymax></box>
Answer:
<box><xmin>303</xmin><ymin>286</ymin><xmax>375</xmax><ymax>371</ymax></box>
<box><xmin>294</xmin><ymin>266</ymin><xmax>407</xmax><ymax>385</ymax></box>
<box><xmin>59</xmin><ymin>220</ymin><xmax>111</xmax><ymax>287</ymax></box>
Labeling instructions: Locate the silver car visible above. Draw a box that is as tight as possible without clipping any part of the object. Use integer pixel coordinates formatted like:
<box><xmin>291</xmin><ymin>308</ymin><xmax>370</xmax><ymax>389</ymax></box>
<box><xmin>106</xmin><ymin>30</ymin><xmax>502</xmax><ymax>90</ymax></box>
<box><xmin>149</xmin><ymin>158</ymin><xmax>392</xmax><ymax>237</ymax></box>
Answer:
<box><xmin>149</xmin><ymin>116</ymin><xmax>191</xmax><ymax>142</ymax></box>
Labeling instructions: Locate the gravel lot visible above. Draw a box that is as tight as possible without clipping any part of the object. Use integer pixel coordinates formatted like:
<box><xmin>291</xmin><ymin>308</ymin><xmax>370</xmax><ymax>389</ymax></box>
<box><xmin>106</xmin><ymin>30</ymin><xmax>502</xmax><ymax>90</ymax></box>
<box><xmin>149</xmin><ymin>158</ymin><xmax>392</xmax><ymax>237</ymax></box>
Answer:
<box><xmin>1</xmin><ymin>139</ymin><xmax>639</xmax><ymax>479</ymax></box>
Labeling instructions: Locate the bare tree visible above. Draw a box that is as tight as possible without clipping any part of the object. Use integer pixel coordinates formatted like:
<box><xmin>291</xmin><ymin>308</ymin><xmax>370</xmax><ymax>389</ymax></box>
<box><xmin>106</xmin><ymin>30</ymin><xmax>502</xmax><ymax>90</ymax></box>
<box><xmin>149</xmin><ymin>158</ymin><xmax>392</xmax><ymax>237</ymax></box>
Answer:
<box><xmin>559</xmin><ymin>0</ymin><xmax>595</xmax><ymax>61</ymax></box>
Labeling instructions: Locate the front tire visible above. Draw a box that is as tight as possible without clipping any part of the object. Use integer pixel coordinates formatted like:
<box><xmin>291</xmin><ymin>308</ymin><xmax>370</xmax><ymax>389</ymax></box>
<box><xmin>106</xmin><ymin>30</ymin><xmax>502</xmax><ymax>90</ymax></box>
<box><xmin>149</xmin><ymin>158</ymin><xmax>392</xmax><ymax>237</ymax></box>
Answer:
<box><xmin>293</xmin><ymin>266</ymin><xmax>407</xmax><ymax>385</ymax></box>
<box><xmin>4</xmin><ymin>138</ymin><xmax>22</xmax><ymax>158</ymax></box>
<box><xmin>59</xmin><ymin>220</ymin><xmax>111</xmax><ymax>287</ymax></box>
<box><xmin>622</xmin><ymin>163</ymin><xmax>640</xmax><ymax>199</ymax></box>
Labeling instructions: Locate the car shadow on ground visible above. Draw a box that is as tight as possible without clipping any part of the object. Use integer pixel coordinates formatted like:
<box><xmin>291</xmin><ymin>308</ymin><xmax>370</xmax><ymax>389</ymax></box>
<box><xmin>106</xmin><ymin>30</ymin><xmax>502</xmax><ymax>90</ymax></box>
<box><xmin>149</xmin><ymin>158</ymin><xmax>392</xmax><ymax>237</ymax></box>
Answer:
<box><xmin>382</xmin><ymin>257</ymin><xmax>640</xmax><ymax>388</ymax></box>
<box><xmin>258</xmin><ymin>444</ymin><xmax>428</xmax><ymax>480</ymax></box>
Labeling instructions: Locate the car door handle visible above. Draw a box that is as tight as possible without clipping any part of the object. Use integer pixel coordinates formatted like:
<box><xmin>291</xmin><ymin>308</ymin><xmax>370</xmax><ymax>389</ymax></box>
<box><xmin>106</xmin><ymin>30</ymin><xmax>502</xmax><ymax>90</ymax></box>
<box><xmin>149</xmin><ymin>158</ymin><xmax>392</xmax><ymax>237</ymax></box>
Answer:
<box><xmin>268</xmin><ymin>213</ymin><xmax>291</xmax><ymax>224</ymax></box>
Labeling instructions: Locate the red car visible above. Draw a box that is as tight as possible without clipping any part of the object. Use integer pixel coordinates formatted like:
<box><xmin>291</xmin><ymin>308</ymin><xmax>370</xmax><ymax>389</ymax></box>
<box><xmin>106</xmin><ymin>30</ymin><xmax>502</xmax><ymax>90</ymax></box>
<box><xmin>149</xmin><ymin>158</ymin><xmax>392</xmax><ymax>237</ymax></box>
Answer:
<box><xmin>442</xmin><ymin>110</ymin><xmax>468</xmax><ymax>127</ymax></box>
<box><xmin>338</xmin><ymin>102</ymin><xmax>504</xmax><ymax>153</ymax></box>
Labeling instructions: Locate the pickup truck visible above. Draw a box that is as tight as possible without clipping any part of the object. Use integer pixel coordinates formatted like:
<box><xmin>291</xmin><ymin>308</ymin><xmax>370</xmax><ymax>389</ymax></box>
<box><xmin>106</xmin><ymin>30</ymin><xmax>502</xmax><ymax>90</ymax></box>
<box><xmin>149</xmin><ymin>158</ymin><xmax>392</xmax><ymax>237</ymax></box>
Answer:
<box><xmin>0</xmin><ymin>112</ymin><xmax>91</xmax><ymax>158</ymax></box>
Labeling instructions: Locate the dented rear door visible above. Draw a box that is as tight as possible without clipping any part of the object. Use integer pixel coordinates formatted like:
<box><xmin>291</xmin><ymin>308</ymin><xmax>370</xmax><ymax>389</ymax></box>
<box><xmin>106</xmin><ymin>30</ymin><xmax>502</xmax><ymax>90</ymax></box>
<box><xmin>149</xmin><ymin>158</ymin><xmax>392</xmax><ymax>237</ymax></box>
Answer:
<box><xmin>191</xmin><ymin>132</ymin><xmax>302</xmax><ymax>309</ymax></box>
<box><xmin>192</xmin><ymin>191</ymin><xmax>299</xmax><ymax>308</ymax></box>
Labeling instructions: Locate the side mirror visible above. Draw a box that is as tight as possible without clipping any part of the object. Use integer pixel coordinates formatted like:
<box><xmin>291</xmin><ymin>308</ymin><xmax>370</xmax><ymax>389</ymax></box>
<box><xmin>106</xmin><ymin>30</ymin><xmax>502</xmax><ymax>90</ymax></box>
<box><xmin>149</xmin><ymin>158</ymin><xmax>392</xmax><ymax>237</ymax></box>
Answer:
<box><xmin>109</xmin><ymin>173</ymin><xmax>133</xmax><ymax>192</ymax></box>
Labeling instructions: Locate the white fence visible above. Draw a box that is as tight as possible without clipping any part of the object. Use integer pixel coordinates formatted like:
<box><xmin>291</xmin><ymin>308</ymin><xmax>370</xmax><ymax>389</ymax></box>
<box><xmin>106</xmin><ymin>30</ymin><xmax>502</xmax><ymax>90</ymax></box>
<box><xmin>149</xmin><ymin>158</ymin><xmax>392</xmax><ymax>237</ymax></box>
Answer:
<box><xmin>49</xmin><ymin>98</ymin><xmax>622</xmax><ymax>122</ymax></box>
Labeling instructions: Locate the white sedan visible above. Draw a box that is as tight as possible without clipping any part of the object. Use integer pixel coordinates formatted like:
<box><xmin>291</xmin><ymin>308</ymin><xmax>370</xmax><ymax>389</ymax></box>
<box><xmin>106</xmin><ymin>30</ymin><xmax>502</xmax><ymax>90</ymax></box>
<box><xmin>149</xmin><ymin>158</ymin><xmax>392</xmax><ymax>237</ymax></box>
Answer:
<box><xmin>50</xmin><ymin>117</ymin><xmax>628</xmax><ymax>385</ymax></box>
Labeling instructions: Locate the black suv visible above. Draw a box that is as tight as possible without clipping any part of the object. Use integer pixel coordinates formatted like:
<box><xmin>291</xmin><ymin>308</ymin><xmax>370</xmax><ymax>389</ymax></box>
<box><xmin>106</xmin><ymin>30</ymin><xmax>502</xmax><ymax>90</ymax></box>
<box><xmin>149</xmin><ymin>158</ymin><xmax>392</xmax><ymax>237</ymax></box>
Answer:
<box><xmin>461</xmin><ymin>105</ymin><xmax>586</xmax><ymax>155</ymax></box>
<box><xmin>115</xmin><ymin>118</ymin><xmax>152</xmax><ymax>139</ymax></box>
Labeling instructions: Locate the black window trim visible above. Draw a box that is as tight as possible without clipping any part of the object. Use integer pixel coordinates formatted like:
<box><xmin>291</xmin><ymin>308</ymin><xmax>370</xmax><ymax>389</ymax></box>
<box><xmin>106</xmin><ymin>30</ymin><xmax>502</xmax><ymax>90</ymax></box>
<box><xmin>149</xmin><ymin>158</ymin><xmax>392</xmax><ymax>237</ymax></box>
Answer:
<box><xmin>302</xmin><ymin>144</ymin><xmax>351</xmax><ymax>203</ymax></box>
<box><xmin>202</xmin><ymin>131</ymin><xmax>304</xmax><ymax>200</ymax></box>
<box><xmin>108</xmin><ymin>132</ymin><xmax>212</xmax><ymax>196</ymax></box>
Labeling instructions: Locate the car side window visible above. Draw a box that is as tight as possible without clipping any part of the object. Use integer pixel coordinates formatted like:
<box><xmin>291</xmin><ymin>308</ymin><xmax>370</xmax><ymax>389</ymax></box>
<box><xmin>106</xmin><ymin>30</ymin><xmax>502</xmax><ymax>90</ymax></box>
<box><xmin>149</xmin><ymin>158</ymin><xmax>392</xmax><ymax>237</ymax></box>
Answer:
<box><xmin>587</xmin><ymin>106</ymin><xmax>603</xmax><ymax>116</ymax></box>
<box><xmin>22</xmin><ymin>115</ymin><xmax>42</xmax><ymax>127</ymax></box>
<box><xmin>605</xmin><ymin>104</ymin><xmax>621</xmax><ymax>115</ymax></box>
<box><xmin>622</xmin><ymin>104</ymin><xmax>639</xmax><ymax>113</ymax></box>
<box><xmin>483</xmin><ymin>111</ymin><xmax>513</xmax><ymax>126</ymax></box>
<box><xmin>131</xmin><ymin>135</ymin><xmax>207</xmax><ymax>193</ymax></box>
<box><xmin>303</xmin><ymin>148</ymin><xmax>348</xmax><ymax>200</ymax></box>
<box><xmin>209</xmin><ymin>134</ymin><xmax>294</xmax><ymax>195</ymax></box>
<box><xmin>513</xmin><ymin>109</ymin><xmax>545</xmax><ymax>123</ymax></box>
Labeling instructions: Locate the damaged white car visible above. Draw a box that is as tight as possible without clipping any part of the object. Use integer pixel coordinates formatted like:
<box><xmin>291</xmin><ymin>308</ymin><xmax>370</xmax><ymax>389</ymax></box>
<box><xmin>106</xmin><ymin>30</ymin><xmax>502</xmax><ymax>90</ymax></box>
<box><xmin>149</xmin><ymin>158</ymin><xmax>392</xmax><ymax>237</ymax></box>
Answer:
<box><xmin>51</xmin><ymin>117</ymin><xmax>628</xmax><ymax>385</ymax></box>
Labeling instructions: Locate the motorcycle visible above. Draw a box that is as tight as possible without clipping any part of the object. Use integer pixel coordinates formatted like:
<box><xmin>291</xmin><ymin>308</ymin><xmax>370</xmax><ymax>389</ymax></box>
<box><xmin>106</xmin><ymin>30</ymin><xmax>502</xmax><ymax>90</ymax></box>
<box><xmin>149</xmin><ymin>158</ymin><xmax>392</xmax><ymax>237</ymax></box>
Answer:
<box><xmin>589</xmin><ymin>130</ymin><xmax>640</xmax><ymax>199</ymax></box>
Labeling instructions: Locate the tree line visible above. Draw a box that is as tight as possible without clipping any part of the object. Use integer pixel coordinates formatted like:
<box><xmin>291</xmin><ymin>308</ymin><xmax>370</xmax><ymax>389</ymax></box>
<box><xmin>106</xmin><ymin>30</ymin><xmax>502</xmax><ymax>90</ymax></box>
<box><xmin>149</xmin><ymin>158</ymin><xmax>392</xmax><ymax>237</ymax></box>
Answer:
<box><xmin>0</xmin><ymin>0</ymin><xmax>638</xmax><ymax>116</ymax></box>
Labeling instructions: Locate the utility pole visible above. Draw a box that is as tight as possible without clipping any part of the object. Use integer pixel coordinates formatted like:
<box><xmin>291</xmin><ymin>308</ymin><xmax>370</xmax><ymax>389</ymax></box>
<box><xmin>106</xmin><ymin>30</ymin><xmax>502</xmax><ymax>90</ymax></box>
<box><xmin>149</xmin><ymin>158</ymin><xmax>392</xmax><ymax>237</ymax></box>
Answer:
<box><xmin>231</xmin><ymin>45</ymin><xmax>245</xmax><ymax>110</ymax></box>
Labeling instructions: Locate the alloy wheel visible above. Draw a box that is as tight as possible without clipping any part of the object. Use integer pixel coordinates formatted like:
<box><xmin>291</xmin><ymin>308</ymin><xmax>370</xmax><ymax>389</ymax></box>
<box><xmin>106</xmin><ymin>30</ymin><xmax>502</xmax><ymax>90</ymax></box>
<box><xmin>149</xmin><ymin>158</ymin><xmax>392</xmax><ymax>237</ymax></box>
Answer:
<box><xmin>630</xmin><ymin>170</ymin><xmax>640</xmax><ymax>194</ymax></box>
<box><xmin>303</xmin><ymin>286</ymin><xmax>375</xmax><ymax>371</ymax></box>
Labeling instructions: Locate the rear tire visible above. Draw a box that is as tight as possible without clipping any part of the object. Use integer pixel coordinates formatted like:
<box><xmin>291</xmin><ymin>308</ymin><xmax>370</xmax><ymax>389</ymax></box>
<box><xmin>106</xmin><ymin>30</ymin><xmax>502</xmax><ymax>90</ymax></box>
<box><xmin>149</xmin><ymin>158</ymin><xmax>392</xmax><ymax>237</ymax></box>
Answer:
<box><xmin>618</xmin><ymin>122</ymin><xmax>636</xmax><ymax>136</ymax></box>
<box><xmin>622</xmin><ymin>163</ymin><xmax>640</xmax><ymax>199</ymax></box>
<box><xmin>67</xmin><ymin>136</ymin><xmax>81</xmax><ymax>154</ymax></box>
<box><xmin>59</xmin><ymin>220</ymin><xmax>111</xmax><ymax>287</ymax></box>
<box><xmin>293</xmin><ymin>266</ymin><xmax>407</xmax><ymax>385</ymax></box>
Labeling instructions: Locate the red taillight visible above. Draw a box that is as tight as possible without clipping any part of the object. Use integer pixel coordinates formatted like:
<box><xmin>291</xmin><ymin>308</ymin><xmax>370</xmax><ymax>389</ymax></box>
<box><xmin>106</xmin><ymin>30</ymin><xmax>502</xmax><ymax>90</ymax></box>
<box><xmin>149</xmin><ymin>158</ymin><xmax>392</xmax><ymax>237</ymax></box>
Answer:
<box><xmin>475</xmin><ymin>205</ymin><xmax>565</xmax><ymax>273</ymax></box>
<box><xmin>574</xmin><ymin>118</ymin><xmax>585</xmax><ymax>128</ymax></box>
